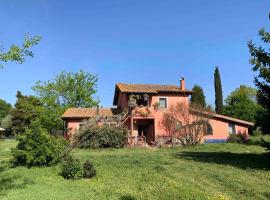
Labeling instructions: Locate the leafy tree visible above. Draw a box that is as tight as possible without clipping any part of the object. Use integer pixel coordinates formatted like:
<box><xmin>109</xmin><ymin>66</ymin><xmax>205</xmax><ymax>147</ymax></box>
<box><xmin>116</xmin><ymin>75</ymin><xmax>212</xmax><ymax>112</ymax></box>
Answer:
<box><xmin>1</xmin><ymin>114</ymin><xmax>13</xmax><ymax>137</ymax></box>
<box><xmin>32</xmin><ymin>70</ymin><xmax>99</xmax><ymax>130</ymax></box>
<box><xmin>248</xmin><ymin>14</ymin><xmax>270</xmax><ymax>133</ymax></box>
<box><xmin>0</xmin><ymin>99</ymin><xmax>12</xmax><ymax>123</ymax></box>
<box><xmin>214</xmin><ymin>66</ymin><xmax>223</xmax><ymax>114</ymax></box>
<box><xmin>223</xmin><ymin>85</ymin><xmax>260</xmax><ymax>122</ymax></box>
<box><xmin>9</xmin><ymin>91</ymin><xmax>43</xmax><ymax>135</ymax></box>
<box><xmin>0</xmin><ymin>34</ymin><xmax>41</xmax><ymax>68</ymax></box>
<box><xmin>190</xmin><ymin>84</ymin><xmax>206</xmax><ymax>108</ymax></box>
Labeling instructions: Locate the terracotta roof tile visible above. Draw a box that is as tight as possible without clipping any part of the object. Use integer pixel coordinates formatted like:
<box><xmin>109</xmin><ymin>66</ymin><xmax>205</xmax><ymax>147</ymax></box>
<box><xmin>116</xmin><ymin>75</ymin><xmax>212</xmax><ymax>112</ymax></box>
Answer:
<box><xmin>116</xmin><ymin>83</ymin><xmax>192</xmax><ymax>93</ymax></box>
<box><xmin>62</xmin><ymin>108</ymin><xmax>121</xmax><ymax>119</ymax></box>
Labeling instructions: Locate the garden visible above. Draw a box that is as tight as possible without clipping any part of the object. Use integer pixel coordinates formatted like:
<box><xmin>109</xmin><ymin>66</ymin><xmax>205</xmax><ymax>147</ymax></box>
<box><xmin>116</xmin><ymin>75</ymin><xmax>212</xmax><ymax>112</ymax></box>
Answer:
<box><xmin>1</xmin><ymin>137</ymin><xmax>270</xmax><ymax>200</ymax></box>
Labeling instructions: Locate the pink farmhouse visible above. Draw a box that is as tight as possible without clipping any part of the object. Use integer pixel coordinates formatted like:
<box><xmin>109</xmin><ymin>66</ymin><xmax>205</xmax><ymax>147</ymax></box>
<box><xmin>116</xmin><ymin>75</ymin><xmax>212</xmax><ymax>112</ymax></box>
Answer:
<box><xmin>62</xmin><ymin>78</ymin><xmax>254</xmax><ymax>145</ymax></box>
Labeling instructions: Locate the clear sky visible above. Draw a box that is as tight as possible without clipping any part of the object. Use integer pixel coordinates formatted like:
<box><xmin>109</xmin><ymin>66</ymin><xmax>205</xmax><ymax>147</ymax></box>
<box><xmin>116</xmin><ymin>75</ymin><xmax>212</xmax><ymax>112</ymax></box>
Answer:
<box><xmin>0</xmin><ymin>0</ymin><xmax>269</xmax><ymax>107</ymax></box>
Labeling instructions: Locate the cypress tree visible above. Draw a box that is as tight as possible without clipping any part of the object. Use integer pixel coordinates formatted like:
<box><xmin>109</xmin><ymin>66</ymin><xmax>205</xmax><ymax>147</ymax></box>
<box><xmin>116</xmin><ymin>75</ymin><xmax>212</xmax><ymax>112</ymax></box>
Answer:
<box><xmin>214</xmin><ymin>67</ymin><xmax>223</xmax><ymax>113</ymax></box>
<box><xmin>190</xmin><ymin>84</ymin><xmax>206</xmax><ymax>108</ymax></box>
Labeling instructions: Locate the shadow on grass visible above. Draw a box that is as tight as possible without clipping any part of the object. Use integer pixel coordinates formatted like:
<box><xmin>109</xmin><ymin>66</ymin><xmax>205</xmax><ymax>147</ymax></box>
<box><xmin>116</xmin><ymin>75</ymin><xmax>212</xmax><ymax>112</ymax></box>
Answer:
<box><xmin>0</xmin><ymin>165</ymin><xmax>33</xmax><ymax>197</ymax></box>
<box><xmin>119</xmin><ymin>194</ymin><xmax>137</xmax><ymax>200</ymax></box>
<box><xmin>173</xmin><ymin>151</ymin><xmax>270</xmax><ymax>170</ymax></box>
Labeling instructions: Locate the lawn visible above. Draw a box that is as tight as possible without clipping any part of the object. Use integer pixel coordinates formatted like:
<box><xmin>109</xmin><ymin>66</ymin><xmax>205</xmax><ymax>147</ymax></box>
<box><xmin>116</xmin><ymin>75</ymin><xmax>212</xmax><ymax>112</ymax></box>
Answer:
<box><xmin>0</xmin><ymin>139</ymin><xmax>270</xmax><ymax>200</ymax></box>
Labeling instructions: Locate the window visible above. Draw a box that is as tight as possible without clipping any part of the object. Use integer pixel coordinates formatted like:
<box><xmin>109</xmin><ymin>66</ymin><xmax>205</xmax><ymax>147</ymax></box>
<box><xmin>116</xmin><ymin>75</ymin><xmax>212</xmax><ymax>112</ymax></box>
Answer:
<box><xmin>159</xmin><ymin>98</ymin><xmax>167</xmax><ymax>108</ymax></box>
<box><xmin>228</xmin><ymin>123</ymin><xmax>236</xmax><ymax>134</ymax></box>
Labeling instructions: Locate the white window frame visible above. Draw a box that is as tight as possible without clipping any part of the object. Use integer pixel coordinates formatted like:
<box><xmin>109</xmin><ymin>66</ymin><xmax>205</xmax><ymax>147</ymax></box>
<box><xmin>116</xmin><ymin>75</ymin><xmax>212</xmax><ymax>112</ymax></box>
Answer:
<box><xmin>228</xmin><ymin>123</ymin><xmax>236</xmax><ymax>134</ymax></box>
<box><xmin>158</xmin><ymin>97</ymin><xmax>168</xmax><ymax>109</ymax></box>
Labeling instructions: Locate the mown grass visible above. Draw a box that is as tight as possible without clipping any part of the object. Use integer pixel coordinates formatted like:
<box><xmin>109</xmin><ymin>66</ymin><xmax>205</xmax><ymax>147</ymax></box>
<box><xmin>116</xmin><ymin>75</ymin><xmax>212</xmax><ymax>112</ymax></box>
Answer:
<box><xmin>0</xmin><ymin>139</ymin><xmax>270</xmax><ymax>200</ymax></box>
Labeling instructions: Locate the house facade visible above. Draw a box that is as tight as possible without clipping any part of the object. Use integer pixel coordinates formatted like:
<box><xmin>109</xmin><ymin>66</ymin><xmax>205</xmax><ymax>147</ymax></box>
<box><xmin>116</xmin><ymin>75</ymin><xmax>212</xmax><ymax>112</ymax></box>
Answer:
<box><xmin>62</xmin><ymin>78</ymin><xmax>254</xmax><ymax>145</ymax></box>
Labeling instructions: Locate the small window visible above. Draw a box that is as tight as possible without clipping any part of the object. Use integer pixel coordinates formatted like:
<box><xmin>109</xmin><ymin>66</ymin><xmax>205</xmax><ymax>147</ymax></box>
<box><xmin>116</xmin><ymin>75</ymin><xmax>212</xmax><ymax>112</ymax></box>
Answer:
<box><xmin>159</xmin><ymin>98</ymin><xmax>167</xmax><ymax>108</ymax></box>
<box><xmin>228</xmin><ymin>123</ymin><xmax>236</xmax><ymax>134</ymax></box>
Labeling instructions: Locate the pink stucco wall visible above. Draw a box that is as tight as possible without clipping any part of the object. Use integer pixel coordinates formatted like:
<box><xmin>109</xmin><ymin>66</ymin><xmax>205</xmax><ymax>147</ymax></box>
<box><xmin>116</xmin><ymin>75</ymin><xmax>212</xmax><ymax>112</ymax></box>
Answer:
<box><xmin>64</xmin><ymin>92</ymin><xmax>251</xmax><ymax>142</ymax></box>
<box><xmin>65</xmin><ymin>119</ymin><xmax>82</xmax><ymax>136</ymax></box>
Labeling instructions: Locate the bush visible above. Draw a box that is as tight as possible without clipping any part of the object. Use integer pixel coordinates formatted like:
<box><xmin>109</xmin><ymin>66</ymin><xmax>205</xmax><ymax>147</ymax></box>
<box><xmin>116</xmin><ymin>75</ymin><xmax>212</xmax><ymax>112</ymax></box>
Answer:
<box><xmin>83</xmin><ymin>159</ymin><xmax>96</xmax><ymax>178</ymax></box>
<box><xmin>60</xmin><ymin>154</ymin><xmax>83</xmax><ymax>179</ymax></box>
<box><xmin>261</xmin><ymin>139</ymin><xmax>270</xmax><ymax>155</ymax></box>
<box><xmin>75</xmin><ymin>125</ymin><xmax>128</xmax><ymax>149</ymax></box>
<box><xmin>11</xmin><ymin>122</ymin><xmax>67</xmax><ymax>167</ymax></box>
<box><xmin>252</xmin><ymin>128</ymin><xmax>262</xmax><ymax>137</ymax></box>
<box><xmin>247</xmin><ymin>135</ymin><xmax>270</xmax><ymax>146</ymax></box>
<box><xmin>227</xmin><ymin>133</ymin><xmax>248</xmax><ymax>144</ymax></box>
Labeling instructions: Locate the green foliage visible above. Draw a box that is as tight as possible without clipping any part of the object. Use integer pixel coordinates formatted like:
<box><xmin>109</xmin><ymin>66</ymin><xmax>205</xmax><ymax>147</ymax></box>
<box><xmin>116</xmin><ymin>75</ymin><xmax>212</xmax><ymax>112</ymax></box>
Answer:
<box><xmin>227</xmin><ymin>133</ymin><xmax>248</xmax><ymax>144</ymax></box>
<box><xmin>223</xmin><ymin>85</ymin><xmax>260</xmax><ymax>122</ymax></box>
<box><xmin>0</xmin><ymin>99</ymin><xmax>12</xmax><ymax>123</ymax></box>
<box><xmin>1</xmin><ymin>140</ymin><xmax>270</xmax><ymax>200</ymax></box>
<box><xmin>32</xmin><ymin>70</ymin><xmax>99</xmax><ymax>130</ymax></box>
<box><xmin>190</xmin><ymin>84</ymin><xmax>206</xmax><ymax>108</ymax></box>
<box><xmin>83</xmin><ymin>159</ymin><xmax>96</xmax><ymax>179</ymax></box>
<box><xmin>0</xmin><ymin>34</ymin><xmax>41</xmax><ymax>68</ymax></box>
<box><xmin>247</xmin><ymin>135</ymin><xmax>270</xmax><ymax>146</ymax></box>
<box><xmin>11</xmin><ymin>122</ymin><xmax>67</xmax><ymax>167</ymax></box>
<box><xmin>261</xmin><ymin>138</ymin><xmax>270</xmax><ymax>155</ymax></box>
<box><xmin>9</xmin><ymin>91</ymin><xmax>43</xmax><ymax>135</ymax></box>
<box><xmin>75</xmin><ymin>125</ymin><xmax>128</xmax><ymax>149</ymax></box>
<box><xmin>0</xmin><ymin>114</ymin><xmax>13</xmax><ymax>137</ymax></box>
<box><xmin>248</xmin><ymin>17</ymin><xmax>270</xmax><ymax>133</ymax></box>
<box><xmin>60</xmin><ymin>154</ymin><xmax>83</xmax><ymax>180</ymax></box>
<box><xmin>214</xmin><ymin>67</ymin><xmax>223</xmax><ymax>114</ymax></box>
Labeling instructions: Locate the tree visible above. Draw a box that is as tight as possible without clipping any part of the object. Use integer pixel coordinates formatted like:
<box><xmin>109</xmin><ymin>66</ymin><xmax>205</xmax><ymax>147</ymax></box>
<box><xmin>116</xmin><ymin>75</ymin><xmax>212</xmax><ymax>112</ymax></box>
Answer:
<box><xmin>161</xmin><ymin>102</ymin><xmax>212</xmax><ymax>146</ymax></box>
<box><xmin>223</xmin><ymin>85</ymin><xmax>260</xmax><ymax>122</ymax></box>
<box><xmin>1</xmin><ymin>115</ymin><xmax>13</xmax><ymax>137</ymax></box>
<box><xmin>248</xmin><ymin>15</ymin><xmax>270</xmax><ymax>133</ymax></box>
<box><xmin>0</xmin><ymin>99</ymin><xmax>12</xmax><ymax>123</ymax></box>
<box><xmin>0</xmin><ymin>34</ymin><xmax>41</xmax><ymax>68</ymax></box>
<box><xmin>32</xmin><ymin>70</ymin><xmax>99</xmax><ymax>131</ymax></box>
<box><xmin>9</xmin><ymin>91</ymin><xmax>43</xmax><ymax>135</ymax></box>
<box><xmin>214</xmin><ymin>66</ymin><xmax>223</xmax><ymax>114</ymax></box>
<box><xmin>190</xmin><ymin>84</ymin><xmax>206</xmax><ymax>108</ymax></box>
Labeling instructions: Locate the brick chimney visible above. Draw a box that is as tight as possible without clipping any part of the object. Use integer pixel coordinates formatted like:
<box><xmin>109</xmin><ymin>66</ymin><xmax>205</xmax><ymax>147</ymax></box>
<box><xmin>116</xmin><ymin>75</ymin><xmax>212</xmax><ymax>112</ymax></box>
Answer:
<box><xmin>180</xmin><ymin>77</ymin><xmax>185</xmax><ymax>91</ymax></box>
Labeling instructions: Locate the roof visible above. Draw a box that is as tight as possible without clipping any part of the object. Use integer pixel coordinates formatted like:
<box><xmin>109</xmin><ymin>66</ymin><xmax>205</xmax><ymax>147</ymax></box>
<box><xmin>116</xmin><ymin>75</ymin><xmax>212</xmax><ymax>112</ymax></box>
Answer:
<box><xmin>211</xmin><ymin>112</ymin><xmax>254</xmax><ymax>126</ymax></box>
<box><xmin>113</xmin><ymin>83</ymin><xmax>193</xmax><ymax>105</ymax></box>
<box><xmin>62</xmin><ymin>108</ymin><xmax>121</xmax><ymax>119</ymax></box>
<box><xmin>191</xmin><ymin>108</ymin><xmax>254</xmax><ymax>126</ymax></box>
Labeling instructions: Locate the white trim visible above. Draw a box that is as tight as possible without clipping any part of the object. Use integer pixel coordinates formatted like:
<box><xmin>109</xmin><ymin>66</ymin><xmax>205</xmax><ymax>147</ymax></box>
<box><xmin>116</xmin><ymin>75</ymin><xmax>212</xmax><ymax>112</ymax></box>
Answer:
<box><xmin>158</xmin><ymin>97</ymin><xmax>168</xmax><ymax>109</ymax></box>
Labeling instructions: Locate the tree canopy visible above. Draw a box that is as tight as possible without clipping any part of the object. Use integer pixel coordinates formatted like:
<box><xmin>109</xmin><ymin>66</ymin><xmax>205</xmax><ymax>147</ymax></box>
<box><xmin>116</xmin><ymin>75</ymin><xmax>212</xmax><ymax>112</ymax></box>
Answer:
<box><xmin>214</xmin><ymin>67</ymin><xmax>223</xmax><ymax>114</ymax></box>
<box><xmin>32</xmin><ymin>70</ymin><xmax>99</xmax><ymax>130</ymax></box>
<box><xmin>0</xmin><ymin>99</ymin><xmax>12</xmax><ymax>123</ymax></box>
<box><xmin>9</xmin><ymin>91</ymin><xmax>43</xmax><ymax>135</ymax></box>
<box><xmin>0</xmin><ymin>34</ymin><xmax>41</xmax><ymax>68</ymax></box>
<box><xmin>248</xmin><ymin>15</ymin><xmax>270</xmax><ymax>133</ymax></box>
<box><xmin>223</xmin><ymin>85</ymin><xmax>260</xmax><ymax>123</ymax></box>
<box><xmin>190</xmin><ymin>84</ymin><xmax>206</xmax><ymax>108</ymax></box>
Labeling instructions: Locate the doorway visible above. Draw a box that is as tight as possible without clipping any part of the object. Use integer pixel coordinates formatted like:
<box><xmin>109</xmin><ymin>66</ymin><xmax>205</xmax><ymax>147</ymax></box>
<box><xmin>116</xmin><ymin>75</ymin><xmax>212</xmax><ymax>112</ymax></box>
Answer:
<box><xmin>136</xmin><ymin>119</ymin><xmax>154</xmax><ymax>144</ymax></box>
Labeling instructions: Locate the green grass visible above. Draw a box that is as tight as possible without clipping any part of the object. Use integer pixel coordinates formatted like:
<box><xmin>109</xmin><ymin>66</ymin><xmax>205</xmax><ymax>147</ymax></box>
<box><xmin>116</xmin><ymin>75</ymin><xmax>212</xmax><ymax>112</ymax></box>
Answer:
<box><xmin>1</xmin><ymin>140</ymin><xmax>270</xmax><ymax>200</ymax></box>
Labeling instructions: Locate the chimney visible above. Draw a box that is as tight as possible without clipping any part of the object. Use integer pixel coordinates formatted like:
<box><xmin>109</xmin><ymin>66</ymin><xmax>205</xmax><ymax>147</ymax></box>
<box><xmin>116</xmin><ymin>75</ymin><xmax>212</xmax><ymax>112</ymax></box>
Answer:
<box><xmin>180</xmin><ymin>77</ymin><xmax>185</xmax><ymax>91</ymax></box>
<box><xmin>96</xmin><ymin>105</ymin><xmax>100</xmax><ymax>115</ymax></box>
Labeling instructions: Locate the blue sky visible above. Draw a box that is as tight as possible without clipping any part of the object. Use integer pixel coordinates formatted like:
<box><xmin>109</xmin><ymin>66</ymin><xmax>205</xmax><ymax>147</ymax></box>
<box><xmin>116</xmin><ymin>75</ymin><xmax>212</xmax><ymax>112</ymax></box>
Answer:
<box><xmin>0</xmin><ymin>0</ymin><xmax>269</xmax><ymax>107</ymax></box>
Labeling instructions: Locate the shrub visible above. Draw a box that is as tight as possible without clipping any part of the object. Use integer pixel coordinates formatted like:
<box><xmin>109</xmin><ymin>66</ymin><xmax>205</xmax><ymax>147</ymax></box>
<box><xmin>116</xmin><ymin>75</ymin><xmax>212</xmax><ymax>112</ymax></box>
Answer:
<box><xmin>75</xmin><ymin>125</ymin><xmax>128</xmax><ymax>149</ymax></box>
<box><xmin>261</xmin><ymin>139</ymin><xmax>270</xmax><ymax>155</ymax></box>
<box><xmin>11</xmin><ymin>122</ymin><xmax>67</xmax><ymax>167</ymax></box>
<box><xmin>227</xmin><ymin>133</ymin><xmax>248</xmax><ymax>144</ymax></box>
<box><xmin>83</xmin><ymin>159</ymin><xmax>96</xmax><ymax>178</ymax></box>
<box><xmin>248</xmin><ymin>135</ymin><xmax>270</xmax><ymax>146</ymax></box>
<box><xmin>252</xmin><ymin>128</ymin><xmax>262</xmax><ymax>137</ymax></box>
<box><xmin>60</xmin><ymin>154</ymin><xmax>83</xmax><ymax>179</ymax></box>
